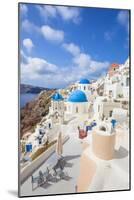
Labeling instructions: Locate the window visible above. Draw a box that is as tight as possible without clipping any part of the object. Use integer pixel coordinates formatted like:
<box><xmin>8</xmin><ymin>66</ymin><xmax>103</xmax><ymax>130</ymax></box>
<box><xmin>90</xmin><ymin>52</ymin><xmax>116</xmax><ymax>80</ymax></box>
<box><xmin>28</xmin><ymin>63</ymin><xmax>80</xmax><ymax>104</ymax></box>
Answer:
<box><xmin>109</xmin><ymin>110</ymin><xmax>113</xmax><ymax>117</ymax></box>
<box><xmin>84</xmin><ymin>86</ymin><xmax>86</xmax><ymax>90</ymax></box>
<box><xmin>76</xmin><ymin>106</ymin><xmax>78</xmax><ymax>113</ymax></box>
<box><xmin>109</xmin><ymin>90</ymin><xmax>112</xmax><ymax>96</ymax></box>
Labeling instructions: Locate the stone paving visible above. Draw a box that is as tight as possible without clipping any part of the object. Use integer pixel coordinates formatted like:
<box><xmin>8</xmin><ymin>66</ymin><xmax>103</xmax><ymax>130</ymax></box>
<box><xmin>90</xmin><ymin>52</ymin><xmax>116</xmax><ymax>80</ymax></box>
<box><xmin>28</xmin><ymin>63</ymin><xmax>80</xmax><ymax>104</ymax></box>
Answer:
<box><xmin>20</xmin><ymin>114</ymin><xmax>86</xmax><ymax>196</ymax></box>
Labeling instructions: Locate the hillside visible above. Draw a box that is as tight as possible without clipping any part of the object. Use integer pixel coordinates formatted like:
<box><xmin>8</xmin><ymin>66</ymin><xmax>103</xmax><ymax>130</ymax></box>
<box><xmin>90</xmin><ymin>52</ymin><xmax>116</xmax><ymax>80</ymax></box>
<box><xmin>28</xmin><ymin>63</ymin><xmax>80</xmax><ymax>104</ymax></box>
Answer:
<box><xmin>20</xmin><ymin>89</ymin><xmax>55</xmax><ymax>138</ymax></box>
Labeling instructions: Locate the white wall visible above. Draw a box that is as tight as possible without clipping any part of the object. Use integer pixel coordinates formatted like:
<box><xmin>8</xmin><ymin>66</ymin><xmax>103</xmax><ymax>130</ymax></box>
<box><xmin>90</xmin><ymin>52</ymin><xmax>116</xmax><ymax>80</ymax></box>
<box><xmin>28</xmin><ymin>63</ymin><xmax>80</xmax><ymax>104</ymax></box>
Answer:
<box><xmin>104</xmin><ymin>82</ymin><xmax>123</xmax><ymax>98</ymax></box>
<box><xmin>65</xmin><ymin>102</ymin><xmax>89</xmax><ymax>114</ymax></box>
<box><xmin>78</xmin><ymin>83</ymin><xmax>89</xmax><ymax>92</ymax></box>
<box><xmin>101</xmin><ymin>102</ymin><xmax>121</xmax><ymax>118</ymax></box>
<box><xmin>93</xmin><ymin>97</ymin><xmax>121</xmax><ymax>119</ymax></box>
<box><xmin>78</xmin><ymin>84</ymin><xmax>91</xmax><ymax>100</ymax></box>
<box><xmin>93</xmin><ymin>97</ymin><xmax>106</xmax><ymax>113</ymax></box>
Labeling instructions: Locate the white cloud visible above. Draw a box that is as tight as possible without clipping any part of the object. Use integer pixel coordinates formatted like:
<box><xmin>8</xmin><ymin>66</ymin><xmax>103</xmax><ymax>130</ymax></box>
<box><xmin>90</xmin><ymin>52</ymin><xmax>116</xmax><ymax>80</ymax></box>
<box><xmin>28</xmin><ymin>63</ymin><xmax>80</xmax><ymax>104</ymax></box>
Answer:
<box><xmin>63</xmin><ymin>42</ymin><xmax>109</xmax><ymax>77</ymax></box>
<box><xmin>117</xmin><ymin>10</ymin><xmax>129</xmax><ymax>49</ymax></box>
<box><xmin>21</xmin><ymin>20</ymin><xmax>64</xmax><ymax>44</ymax></box>
<box><xmin>56</xmin><ymin>6</ymin><xmax>81</xmax><ymax>23</ymax></box>
<box><xmin>21</xmin><ymin>40</ymin><xmax>109</xmax><ymax>88</ymax></box>
<box><xmin>21</xmin><ymin>19</ymin><xmax>39</xmax><ymax>33</ymax></box>
<box><xmin>117</xmin><ymin>11</ymin><xmax>129</xmax><ymax>26</ymax></box>
<box><xmin>21</xmin><ymin>52</ymin><xmax>73</xmax><ymax>88</ymax></box>
<box><xmin>63</xmin><ymin>42</ymin><xmax>91</xmax><ymax>68</ymax></box>
<box><xmin>21</xmin><ymin>52</ymin><xmax>58</xmax><ymax>82</ymax></box>
<box><xmin>117</xmin><ymin>10</ymin><xmax>129</xmax><ymax>32</ymax></box>
<box><xmin>20</xmin><ymin>4</ymin><xmax>28</xmax><ymax>16</ymax></box>
<box><xmin>62</xmin><ymin>43</ymin><xmax>80</xmax><ymax>56</ymax></box>
<box><xmin>73</xmin><ymin>53</ymin><xmax>91</xmax><ymax>68</ymax></box>
<box><xmin>36</xmin><ymin>5</ymin><xmax>57</xmax><ymax>19</ymax></box>
<box><xmin>104</xmin><ymin>11</ymin><xmax>129</xmax><ymax>43</ymax></box>
<box><xmin>41</xmin><ymin>25</ymin><xmax>64</xmax><ymax>43</ymax></box>
<box><xmin>23</xmin><ymin>38</ymin><xmax>34</xmax><ymax>53</ymax></box>
<box><xmin>36</xmin><ymin>5</ymin><xmax>81</xmax><ymax>24</ymax></box>
<box><xmin>89</xmin><ymin>60</ymin><xmax>109</xmax><ymax>73</ymax></box>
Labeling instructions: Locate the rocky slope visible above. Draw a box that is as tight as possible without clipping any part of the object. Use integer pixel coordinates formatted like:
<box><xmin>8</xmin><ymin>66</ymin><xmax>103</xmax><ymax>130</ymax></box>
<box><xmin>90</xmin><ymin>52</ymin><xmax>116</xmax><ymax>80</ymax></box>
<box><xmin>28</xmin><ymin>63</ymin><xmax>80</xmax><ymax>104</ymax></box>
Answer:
<box><xmin>20</xmin><ymin>89</ymin><xmax>55</xmax><ymax>138</ymax></box>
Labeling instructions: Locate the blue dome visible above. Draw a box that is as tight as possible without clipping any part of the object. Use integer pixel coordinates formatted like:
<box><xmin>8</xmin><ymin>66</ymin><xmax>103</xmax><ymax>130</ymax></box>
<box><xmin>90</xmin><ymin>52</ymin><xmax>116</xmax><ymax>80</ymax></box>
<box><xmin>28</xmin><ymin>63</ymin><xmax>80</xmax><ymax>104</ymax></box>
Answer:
<box><xmin>52</xmin><ymin>92</ymin><xmax>63</xmax><ymax>101</ymax></box>
<box><xmin>68</xmin><ymin>90</ymin><xmax>88</xmax><ymax>102</ymax></box>
<box><xmin>79</xmin><ymin>78</ymin><xmax>90</xmax><ymax>84</ymax></box>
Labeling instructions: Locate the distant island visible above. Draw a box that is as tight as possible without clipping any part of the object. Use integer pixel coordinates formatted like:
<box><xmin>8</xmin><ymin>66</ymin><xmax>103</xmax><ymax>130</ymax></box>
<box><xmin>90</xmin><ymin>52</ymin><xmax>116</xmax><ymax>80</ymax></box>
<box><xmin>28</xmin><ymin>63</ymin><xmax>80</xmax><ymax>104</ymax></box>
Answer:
<box><xmin>20</xmin><ymin>84</ymin><xmax>52</xmax><ymax>94</ymax></box>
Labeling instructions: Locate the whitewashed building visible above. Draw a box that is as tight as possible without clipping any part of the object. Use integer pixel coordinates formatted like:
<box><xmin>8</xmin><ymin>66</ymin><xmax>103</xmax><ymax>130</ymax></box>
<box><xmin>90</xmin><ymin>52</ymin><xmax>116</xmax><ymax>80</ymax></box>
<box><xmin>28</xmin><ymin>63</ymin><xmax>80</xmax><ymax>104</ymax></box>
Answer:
<box><xmin>49</xmin><ymin>93</ymin><xmax>64</xmax><ymax>124</ymax></box>
<box><xmin>64</xmin><ymin>89</ymin><xmax>89</xmax><ymax>114</ymax></box>
<box><xmin>104</xmin><ymin>58</ymin><xmax>129</xmax><ymax>99</ymax></box>
<box><xmin>93</xmin><ymin>96</ymin><xmax>121</xmax><ymax>120</ymax></box>
<box><xmin>77</xmin><ymin>79</ymin><xmax>91</xmax><ymax>100</ymax></box>
<box><xmin>112</xmin><ymin>108</ymin><xmax>128</xmax><ymax>124</ymax></box>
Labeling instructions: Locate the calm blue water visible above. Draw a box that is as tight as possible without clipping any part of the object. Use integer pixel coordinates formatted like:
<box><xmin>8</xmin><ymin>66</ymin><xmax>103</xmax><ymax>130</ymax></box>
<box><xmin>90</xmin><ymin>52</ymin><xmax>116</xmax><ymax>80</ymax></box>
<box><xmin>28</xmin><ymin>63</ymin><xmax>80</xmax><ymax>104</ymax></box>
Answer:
<box><xmin>20</xmin><ymin>93</ymin><xmax>38</xmax><ymax>108</ymax></box>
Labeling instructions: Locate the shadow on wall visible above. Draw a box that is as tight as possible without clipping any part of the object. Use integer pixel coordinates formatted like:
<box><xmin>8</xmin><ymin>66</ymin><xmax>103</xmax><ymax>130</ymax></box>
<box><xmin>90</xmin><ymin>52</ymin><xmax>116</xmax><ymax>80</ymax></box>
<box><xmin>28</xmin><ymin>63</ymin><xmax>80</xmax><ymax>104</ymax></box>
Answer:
<box><xmin>114</xmin><ymin>146</ymin><xmax>128</xmax><ymax>159</ymax></box>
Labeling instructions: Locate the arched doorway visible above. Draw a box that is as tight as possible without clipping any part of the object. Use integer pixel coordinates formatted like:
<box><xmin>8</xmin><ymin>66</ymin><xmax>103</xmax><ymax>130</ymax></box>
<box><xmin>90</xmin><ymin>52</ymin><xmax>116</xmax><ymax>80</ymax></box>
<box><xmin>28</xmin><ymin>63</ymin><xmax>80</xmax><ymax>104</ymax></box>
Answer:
<box><xmin>54</xmin><ymin>112</ymin><xmax>60</xmax><ymax>123</ymax></box>
<box><xmin>109</xmin><ymin>110</ymin><xmax>113</xmax><ymax>117</ymax></box>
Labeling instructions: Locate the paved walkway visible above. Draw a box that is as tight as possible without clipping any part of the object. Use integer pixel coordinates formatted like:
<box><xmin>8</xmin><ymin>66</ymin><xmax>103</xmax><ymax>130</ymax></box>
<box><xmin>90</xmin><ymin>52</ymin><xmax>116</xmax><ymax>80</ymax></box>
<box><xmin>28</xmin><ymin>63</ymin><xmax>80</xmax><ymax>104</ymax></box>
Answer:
<box><xmin>20</xmin><ymin>114</ymin><xmax>86</xmax><ymax>196</ymax></box>
<box><xmin>20</xmin><ymin>113</ymin><xmax>129</xmax><ymax>196</ymax></box>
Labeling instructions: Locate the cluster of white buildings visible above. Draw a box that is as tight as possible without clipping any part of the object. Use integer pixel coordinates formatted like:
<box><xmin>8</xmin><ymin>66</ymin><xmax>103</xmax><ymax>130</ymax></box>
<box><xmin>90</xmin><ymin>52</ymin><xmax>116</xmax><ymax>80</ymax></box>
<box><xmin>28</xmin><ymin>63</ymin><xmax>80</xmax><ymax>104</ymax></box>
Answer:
<box><xmin>48</xmin><ymin>58</ymin><xmax>129</xmax><ymax>127</ymax></box>
<box><xmin>48</xmin><ymin>79</ymin><xmax>91</xmax><ymax>126</ymax></box>
<box><xmin>20</xmin><ymin>58</ymin><xmax>130</xmax><ymax>198</ymax></box>
<box><xmin>21</xmin><ymin>58</ymin><xmax>129</xmax><ymax>162</ymax></box>
<box><xmin>104</xmin><ymin>59</ymin><xmax>129</xmax><ymax>99</ymax></box>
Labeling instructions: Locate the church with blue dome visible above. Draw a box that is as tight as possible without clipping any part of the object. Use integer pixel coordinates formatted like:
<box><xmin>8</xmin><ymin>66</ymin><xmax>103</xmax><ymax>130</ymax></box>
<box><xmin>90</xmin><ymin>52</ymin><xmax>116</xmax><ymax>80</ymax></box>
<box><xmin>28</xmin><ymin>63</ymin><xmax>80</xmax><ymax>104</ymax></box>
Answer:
<box><xmin>79</xmin><ymin>79</ymin><xmax>90</xmax><ymax>84</ymax></box>
<box><xmin>49</xmin><ymin>78</ymin><xmax>91</xmax><ymax>118</ymax></box>
<box><xmin>63</xmin><ymin>78</ymin><xmax>91</xmax><ymax>114</ymax></box>
<box><xmin>49</xmin><ymin>92</ymin><xmax>64</xmax><ymax>124</ymax></box>
<box><xmin>77</xmin><ymin>78</ymin><xmax>91</xmax><ymax>101</ymax></box>
<box><xmin>64</xmin><ymin>89</ymin><xmax>89</xmax><ymax>114</ymax></box>
<box><xmin>68</xmin><ymin>90</ymin><xmax>88</xmax><ymax>103</ymax></box>
<box><xmin>52</xmin><ymin>93</ymin><xmax>64</xmax><ymax>101</ymax></box>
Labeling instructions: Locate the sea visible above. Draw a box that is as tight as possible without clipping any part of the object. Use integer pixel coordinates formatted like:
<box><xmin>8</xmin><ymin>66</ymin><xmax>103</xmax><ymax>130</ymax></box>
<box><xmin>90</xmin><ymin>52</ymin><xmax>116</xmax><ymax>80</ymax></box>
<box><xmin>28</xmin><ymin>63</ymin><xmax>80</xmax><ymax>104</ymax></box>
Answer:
<box><xmin>20</xmin><ymin>93</ymin><xmax>38</xmax><ymax>108</ymax></box>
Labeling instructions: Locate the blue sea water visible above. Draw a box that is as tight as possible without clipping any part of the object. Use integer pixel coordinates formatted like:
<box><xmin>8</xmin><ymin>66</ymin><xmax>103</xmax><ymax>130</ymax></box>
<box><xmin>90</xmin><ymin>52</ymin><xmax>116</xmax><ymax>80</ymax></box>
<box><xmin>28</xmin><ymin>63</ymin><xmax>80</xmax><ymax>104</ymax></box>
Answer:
<box><xmin>20</xmin><ymin>93</ymin><xmax>38</xmax><ymax>108</ymax></box>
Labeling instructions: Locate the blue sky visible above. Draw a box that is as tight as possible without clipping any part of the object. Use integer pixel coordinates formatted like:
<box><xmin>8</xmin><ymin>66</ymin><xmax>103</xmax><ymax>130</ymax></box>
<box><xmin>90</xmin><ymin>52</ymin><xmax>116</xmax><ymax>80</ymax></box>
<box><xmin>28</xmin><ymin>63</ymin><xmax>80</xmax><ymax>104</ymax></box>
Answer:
<box><xmin>19</xmin><ymin>3</ymin><xmax>129</xmax><ymax>88</ymax></box>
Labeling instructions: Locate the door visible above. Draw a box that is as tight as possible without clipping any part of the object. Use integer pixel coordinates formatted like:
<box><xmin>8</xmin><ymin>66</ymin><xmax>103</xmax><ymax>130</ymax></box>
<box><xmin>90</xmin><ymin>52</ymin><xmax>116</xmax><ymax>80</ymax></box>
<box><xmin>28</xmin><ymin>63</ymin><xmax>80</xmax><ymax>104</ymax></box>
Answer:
<box><xmin>76</xmin><ymin>106</ymin><xmax>78</xmax><ymax>113</ymax></box>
